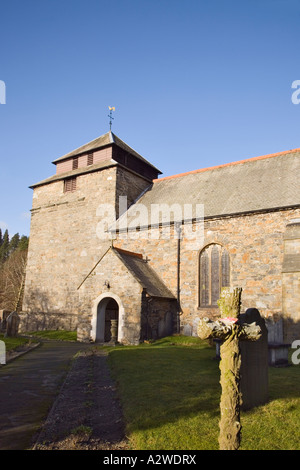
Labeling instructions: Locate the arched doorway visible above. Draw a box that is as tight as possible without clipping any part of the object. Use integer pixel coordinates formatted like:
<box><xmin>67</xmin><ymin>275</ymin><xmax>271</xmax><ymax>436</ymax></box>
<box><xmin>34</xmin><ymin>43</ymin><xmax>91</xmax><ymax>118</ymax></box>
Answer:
<box><xmin>95</xmin><ymin>297</ymin><xmax>119</xmax><ymax>343</ymax></box>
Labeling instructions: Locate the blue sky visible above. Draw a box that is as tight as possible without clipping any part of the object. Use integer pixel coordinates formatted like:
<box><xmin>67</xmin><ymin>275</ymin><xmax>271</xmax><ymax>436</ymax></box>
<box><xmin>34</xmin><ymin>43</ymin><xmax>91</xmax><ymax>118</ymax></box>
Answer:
<box><xmin>0</xmin><ymin>0</ymin><xmax>300</xmax><ymax>236</ymax></box>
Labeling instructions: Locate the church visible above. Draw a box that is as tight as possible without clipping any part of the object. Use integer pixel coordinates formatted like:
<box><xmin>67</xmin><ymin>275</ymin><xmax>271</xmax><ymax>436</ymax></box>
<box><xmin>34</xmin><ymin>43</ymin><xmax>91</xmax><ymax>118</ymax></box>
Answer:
<box><xmin>20</xmin><ymin>131</ymin><xmax>300</xmax><ymax>345</ymax></box>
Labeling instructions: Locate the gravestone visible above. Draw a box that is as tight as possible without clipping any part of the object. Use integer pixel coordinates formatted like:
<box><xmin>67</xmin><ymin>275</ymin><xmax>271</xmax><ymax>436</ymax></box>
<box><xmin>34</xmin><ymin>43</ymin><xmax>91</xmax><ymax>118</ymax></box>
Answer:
<box><xmin>5</xmin><ymin>311</ymin><xmax>20</xmax><ymax>337</ymax></box>
<box><xmin>0</xmin><ymin>340</ymin><xmax>5</xmax><ymax>365</ymax></box>
<box><xmin>266</xmin><ymin>317</ymin><xmax>290</xmax><ymax>367</ymax></box>
<box><xmin>0</xmin><ymin>310</ymin><xmax>11</xmax><ymax>333</ymax></box>
<box><xmin>158</xmin><ymin>311</ymin><xmax>173</xmax><ymax>338</ymax></box>
<box><xmin>240</xmin><ymin>308</ymin><xmax>269</xmax><ymax>410</ymax></box>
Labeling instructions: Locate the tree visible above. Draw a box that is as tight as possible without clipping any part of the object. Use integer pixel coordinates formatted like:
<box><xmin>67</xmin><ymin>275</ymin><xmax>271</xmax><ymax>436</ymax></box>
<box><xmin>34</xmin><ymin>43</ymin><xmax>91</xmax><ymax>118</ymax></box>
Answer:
<box><xmin>18</xmin><ymin>235</ymin><xmax>29</xmax><ymax>251</ymax></box>
<box><xmin>0</xmin><ymin>249</ymin><xmax>27</xmax><ymax>310</ymax></box>
<box><xmin>8</xmin><ymin>233</ymin><xmax>20</xmax><ymax>255</ymax></box>
<box><xmin>0</xmin><ymin>229</ymin><xmax>9</xmax><ymax>264</ymax></box>
<box><xmin>0</xmin><ymin>230</ymin><xmax>29</xmax><ymax>310</ymax></box>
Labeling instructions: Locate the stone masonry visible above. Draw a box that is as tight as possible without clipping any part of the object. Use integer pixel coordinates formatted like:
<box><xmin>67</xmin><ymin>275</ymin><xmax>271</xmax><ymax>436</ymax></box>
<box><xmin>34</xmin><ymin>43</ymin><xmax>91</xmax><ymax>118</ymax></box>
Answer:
<box><xmin>21</xmin><ymin>132</ymin><xmax>300</xmax><ymax>344</ymax></box>
<box><xmin>115</xmin><ymin>208</ymin><xmax>300</xmax><ymax>342</ymax></box>
<box><xmin>21</xmin><ymin>164</ymin><xmax>152</xmax><ymax>334</ymax></box>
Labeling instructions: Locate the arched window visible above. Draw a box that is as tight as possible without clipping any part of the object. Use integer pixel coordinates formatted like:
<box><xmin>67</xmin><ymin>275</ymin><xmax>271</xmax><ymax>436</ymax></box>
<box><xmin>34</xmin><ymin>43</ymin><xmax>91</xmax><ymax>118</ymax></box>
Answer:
<box><xmin>199</xmin><ymin>244</ymin><xmax>230</xmax><ymax>307</ymax></box>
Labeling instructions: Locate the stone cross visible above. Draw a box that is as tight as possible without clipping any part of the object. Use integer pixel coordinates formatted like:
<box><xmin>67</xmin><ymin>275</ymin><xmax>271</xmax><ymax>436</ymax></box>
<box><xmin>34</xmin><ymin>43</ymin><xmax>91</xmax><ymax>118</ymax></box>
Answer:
<box><xmin>197</xmin><ymin>287</ymin><xmax>262</xmax><ymax>450</ymax></box>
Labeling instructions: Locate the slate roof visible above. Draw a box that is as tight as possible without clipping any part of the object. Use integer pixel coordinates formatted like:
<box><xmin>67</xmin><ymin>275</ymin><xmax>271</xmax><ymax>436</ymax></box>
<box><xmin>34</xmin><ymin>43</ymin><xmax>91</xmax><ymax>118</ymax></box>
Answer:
<box><xmin>115</xmin><ymin>147</ymin><xmax>300</xmax><ymax>230</ymax></box>
<box><xmin>52</xmin><ymin>131</ymin><xmax>161</xmax><ymax>173</ymax></box>
<box><xmin>113</xmin><ymin>247</ymin><xmax>176</xmax><ymax>299</ymax></box>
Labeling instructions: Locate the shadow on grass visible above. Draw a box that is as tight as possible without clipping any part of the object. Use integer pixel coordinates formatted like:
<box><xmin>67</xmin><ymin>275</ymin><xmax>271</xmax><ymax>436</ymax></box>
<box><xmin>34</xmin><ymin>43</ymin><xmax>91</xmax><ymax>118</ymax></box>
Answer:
<box><xmin>267</xmin><ymin>355</ymin><xmax>300</xmax><ymax>402</ymax></box>
<box><xmin>107</xmin><ymin>342</ymin><xmax>221</xmax><ymax>435</ymax></box>
<box><xmin>105</xmin><ymin>337</ymin><xmax>300</xmax><ymax>450</ymax></box>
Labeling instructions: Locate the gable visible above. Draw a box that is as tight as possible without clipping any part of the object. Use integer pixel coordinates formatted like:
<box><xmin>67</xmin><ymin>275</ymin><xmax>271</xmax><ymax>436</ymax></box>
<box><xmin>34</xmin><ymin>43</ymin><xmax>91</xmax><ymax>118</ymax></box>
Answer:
<box><xmin>89</xmin><ymin>247</ymin><xmax>175</xmax><ymax>299</ymax></box>
<box><xmin>113</xmin><ymin>248</ymin><xmax>176</xmax><ymax>299</ymax></box>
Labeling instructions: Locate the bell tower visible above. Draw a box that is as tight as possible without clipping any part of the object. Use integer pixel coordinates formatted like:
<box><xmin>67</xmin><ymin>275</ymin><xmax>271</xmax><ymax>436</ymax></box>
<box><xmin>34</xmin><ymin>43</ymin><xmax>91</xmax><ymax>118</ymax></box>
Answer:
<box><xmin>21</xmin><ymin>131</ymin><xmax>161</xmax><ymax>332</ymax></box>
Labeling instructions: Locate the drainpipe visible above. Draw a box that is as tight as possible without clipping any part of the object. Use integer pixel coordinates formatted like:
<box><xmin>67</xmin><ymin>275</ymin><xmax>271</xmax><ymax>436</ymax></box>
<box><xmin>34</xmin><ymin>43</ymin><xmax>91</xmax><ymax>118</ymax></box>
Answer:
<box><xmin>175</xmin><ymin>223</ymin><xmax>182</xmax><ymax>334</ymax></box>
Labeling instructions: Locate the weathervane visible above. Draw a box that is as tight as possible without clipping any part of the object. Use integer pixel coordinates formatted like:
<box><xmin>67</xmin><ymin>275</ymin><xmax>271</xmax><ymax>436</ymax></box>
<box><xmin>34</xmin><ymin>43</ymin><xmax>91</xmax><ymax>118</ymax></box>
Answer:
<box><xmin>108</xmin><ymin>106</ymin><xmax>115</xmax><ymax>131</ymax></box>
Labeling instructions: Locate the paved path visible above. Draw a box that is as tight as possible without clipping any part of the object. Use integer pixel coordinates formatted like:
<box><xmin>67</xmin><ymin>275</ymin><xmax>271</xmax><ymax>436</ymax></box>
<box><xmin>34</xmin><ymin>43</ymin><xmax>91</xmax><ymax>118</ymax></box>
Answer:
<box><xmin>0</xmin><ymin>341</ymin><xmax>90</xmax><ymax>450</ymax></box>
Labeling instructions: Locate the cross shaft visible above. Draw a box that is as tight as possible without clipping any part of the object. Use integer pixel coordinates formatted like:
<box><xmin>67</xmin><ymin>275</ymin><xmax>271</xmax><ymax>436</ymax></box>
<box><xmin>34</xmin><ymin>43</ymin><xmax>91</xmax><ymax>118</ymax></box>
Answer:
<box><xmin>197</xmin><ymin>287</ymin><xmax>261</xmax><ymax>450</ymax></box>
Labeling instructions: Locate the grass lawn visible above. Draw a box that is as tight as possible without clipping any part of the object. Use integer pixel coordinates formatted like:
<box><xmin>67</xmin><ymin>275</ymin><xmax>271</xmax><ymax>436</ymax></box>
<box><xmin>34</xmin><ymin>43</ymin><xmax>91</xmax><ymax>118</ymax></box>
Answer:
<box><xmin>106</xmin><ymin>335</ymin><xmax>300</xmax><ymax>451</ymax></box>
<box><xmin>27</xmin><ymin>330</ymin><xmax>77</xmax><ymax>341</ymax></box>
<box><xmin>0</xmin><ymin>333</ymin><xmax>35</xmax><ymax>352</ymax></box>
<box><xmin>0</xmin><ymin>330</ymin><xmax>76</xmax><ymax>353</ymax></box>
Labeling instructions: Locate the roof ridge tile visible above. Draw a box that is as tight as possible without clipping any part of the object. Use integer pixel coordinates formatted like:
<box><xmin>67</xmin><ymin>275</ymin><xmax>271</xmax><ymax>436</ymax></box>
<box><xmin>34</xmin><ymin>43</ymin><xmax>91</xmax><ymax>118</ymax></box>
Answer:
<box><xmin>153</xmin><ymin>147</ymin><xmax>300</xmax><ymax>183</ymax></box>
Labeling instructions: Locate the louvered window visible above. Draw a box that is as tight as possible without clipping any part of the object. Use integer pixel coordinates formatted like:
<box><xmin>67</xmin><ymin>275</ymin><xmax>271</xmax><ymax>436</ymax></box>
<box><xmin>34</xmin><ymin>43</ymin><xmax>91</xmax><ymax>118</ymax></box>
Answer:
<box><xmin>199</xmin><ymin>244</ymin><xmax>230</xmax><ymax>307</ymax></box>
<box><xmin>87</xmin><ymin>153</ymin><xmax>94</xmax><ymax>165</ymax></box>
<box><xmin>72</xmin><ymin>157</ymin><xmax>78</xmax><ymax>170</ymax></box>
<box><xmin>64</xmin><ymin>177</ymin><xmax>77</xmax><ymax>192</ymax></box>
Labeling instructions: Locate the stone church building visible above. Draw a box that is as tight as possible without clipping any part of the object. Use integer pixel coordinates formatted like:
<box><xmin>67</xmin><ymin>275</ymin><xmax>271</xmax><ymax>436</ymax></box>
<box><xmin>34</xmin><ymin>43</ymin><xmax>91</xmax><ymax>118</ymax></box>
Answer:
<box><xmin>20</xmin><ymin>131</ymin><xmax>300</xmax><ymax>344</ymax></box>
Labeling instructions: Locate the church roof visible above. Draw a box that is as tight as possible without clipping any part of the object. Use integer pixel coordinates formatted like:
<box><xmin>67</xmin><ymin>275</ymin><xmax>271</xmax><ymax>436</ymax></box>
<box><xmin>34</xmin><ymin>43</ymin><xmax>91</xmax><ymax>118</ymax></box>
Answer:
<box><xmin>113</xmin><ymin>247</ymin><xmax>175</xmax><ymax>299</ymax></box>
<box><xmin>114</xmin><ymin>147</ymin><xmax>300</xmax><ymax>230</ymax></box>
<box><xmin>30</xmin><ymin>131</ymin><xmax>162</xmax><ymax>188</ymax></box>
<box><xmin>52</xmin><ymin>130</ymin><xmax>161</xmax><ymax>173</ymax></box>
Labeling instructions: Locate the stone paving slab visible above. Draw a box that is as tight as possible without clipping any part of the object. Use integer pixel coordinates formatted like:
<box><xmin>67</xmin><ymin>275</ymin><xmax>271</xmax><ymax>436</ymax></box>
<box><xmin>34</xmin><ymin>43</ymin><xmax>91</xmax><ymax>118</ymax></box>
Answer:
<box><xmin>0</xmin><ymin>341</ymin><xmax>90</xmax><ymax>450</ymax></box>
<box><xmin>33</xmin><ymin>348</ymin><xmax>128</xmax><ymax>450</ymax></box>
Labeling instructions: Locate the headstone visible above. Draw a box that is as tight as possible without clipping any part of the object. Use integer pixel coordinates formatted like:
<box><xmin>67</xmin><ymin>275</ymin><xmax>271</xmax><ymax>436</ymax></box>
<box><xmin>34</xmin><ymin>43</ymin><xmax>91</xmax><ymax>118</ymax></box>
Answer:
<box><xmin>266</xmin><ymin>317</ymin><xmax>284</xmax><ymax>343</ymax></box>
<box><xmin>182</xmin><ymin>324</ymin><xmax>192</xmax><ymax>336</ymax></box>
<box><xmin>5</xmin><ymin>311</ymin><xmax>20</xmax><ymax>337</ymax></box>
<box><xmin>0</xmin><ymin>340</ymin><xmax>6</xmax><ymax>365</ymax></box>
<box><xmin>266</xmin><ymin>317</ymin><xmax>290</xmax><ymax>367</ymax></box>
<box><xmin>158</xmin><ymin>311</ymin><xmax>173</xmax><ymax>337</ymax></box>
<box><xmin>0</xmin><ymin>310</ymin><xmax>11</xmax><ymax>333</ymax></box>
<box><xmin>213</xmin><ymin>339</ymin><xmax>222</xmax><ymax>360</ymax></box>
<box><xmin>240</xmin><ymin>308</ymin><xmax>269</xmax><ymax>410</ymax></box>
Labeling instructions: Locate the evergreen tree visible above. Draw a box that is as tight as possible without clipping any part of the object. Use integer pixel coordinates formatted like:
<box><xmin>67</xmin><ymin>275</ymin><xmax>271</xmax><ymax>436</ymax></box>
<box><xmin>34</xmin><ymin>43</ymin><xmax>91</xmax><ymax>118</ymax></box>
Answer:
<box><xmin>0</xmin><ymin>228</ymin><xmax>2</xmax><ymax>247</ymax></box>
<box><xmin>18</xmin><ymin>235</ymin><xmax>29</xmax><ymax>251</ymax></box>
<box><xmin>9</xmin><ymin>233</ymin><xmax>20</xmax><ymax>255</ymax></box>
<box><xmin>0</xmin><ymin>229</ymin><xmax>9</xmax><ymax>263</ymax></box>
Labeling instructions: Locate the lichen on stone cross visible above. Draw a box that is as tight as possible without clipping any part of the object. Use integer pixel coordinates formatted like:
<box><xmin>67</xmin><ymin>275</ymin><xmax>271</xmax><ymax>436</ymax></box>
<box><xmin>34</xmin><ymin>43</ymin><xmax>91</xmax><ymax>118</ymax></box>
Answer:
<box><xmin>197</xmin><ymin>287</ymin><xmax>262</xmax><ymax>451</ymax></box>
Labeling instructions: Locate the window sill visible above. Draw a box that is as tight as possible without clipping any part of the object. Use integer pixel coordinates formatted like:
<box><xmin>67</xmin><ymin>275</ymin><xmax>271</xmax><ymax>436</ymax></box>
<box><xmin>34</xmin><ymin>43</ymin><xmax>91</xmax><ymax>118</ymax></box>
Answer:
<box><xmin>197</xmin><ymin>306</ymin><xmax>219</xmax><ymax>310</ymax></box>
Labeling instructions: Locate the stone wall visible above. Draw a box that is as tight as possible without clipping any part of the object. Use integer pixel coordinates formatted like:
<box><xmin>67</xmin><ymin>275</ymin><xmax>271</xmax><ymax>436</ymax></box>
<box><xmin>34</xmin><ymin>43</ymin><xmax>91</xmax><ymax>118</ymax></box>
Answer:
<box><xmin>19</xmin><ymin>311</ymin><xmax>78</xmax><ymax>332</ymax></box>
<box><xmin>115</xmin><ymin>166</ymin><xmax>152</xmax><ymax>219</ymax></box>
<box><xmin>23</xmin><ymin>167</ymin><xmax>117</xmax><ymax>321</ymax></box>
<box><xmin>282</xmin><ymin>219</ymin><xmax>300</xmax><ymax>342</ymax></box>
<box><xmin>21</xmin><ymin>165</ymin><xmax>151</xmax><ymax>335</ymax></box>
<box><xmin>82</xmin><ymin>248</ymin><xmax>143</xmax><ymax>345</ymax></box>
<box><xmin>115</xmin><ymin>207</ymin><xmax>300</xmax><ymax>339</ymax></box>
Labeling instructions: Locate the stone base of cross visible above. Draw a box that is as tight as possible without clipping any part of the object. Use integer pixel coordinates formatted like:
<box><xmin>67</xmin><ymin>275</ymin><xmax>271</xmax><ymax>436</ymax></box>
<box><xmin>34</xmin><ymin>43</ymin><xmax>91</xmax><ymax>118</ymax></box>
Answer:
<box><xmin>197</xmin><ymin>287</ymin><xmax>262</xmax><ymax>450</ymax></box>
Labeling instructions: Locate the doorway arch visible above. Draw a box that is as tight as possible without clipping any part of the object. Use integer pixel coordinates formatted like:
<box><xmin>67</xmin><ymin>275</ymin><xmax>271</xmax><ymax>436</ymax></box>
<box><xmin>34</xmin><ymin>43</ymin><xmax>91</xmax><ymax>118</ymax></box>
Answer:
<box><xmin>91</xmin><ymin>292</ymin><xmax>124</xmax><ymax>343</ymax></box>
